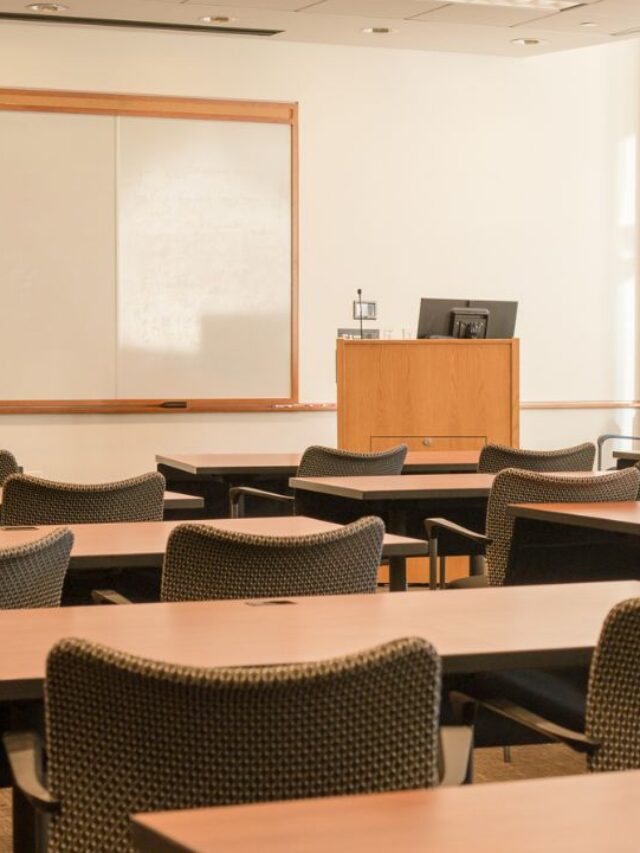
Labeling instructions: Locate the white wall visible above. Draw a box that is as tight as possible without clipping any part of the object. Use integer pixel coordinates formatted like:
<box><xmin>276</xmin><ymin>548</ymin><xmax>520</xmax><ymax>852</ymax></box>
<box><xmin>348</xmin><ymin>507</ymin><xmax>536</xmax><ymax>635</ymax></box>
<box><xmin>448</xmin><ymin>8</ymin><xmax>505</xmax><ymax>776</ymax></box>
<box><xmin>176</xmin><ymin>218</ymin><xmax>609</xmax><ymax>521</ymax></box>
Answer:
<box><xmin>0</xmin><ymin>22</ymin><xmax>638</xmax><ymax>479</ymax></box>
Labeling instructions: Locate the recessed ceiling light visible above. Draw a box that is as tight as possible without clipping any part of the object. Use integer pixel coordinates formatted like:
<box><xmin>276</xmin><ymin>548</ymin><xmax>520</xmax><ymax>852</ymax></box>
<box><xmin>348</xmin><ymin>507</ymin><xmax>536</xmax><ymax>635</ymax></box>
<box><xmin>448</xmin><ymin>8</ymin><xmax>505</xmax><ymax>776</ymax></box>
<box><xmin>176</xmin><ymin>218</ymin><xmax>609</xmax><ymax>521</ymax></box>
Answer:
<box><xmin>362</xmin><ymin>27</ymin><xmax>396</xmax><ymax>34</ymax></box>
<box><xmin>26</xmin><ymin>2</ymin><xmax>67</xmax><ymax>11</ymax></box>
<box><xmin>511</xmin><ymin>37</ymin><xmax>546</xmax><ymax>45</ymax></box>
<box><xmin>200</xmin><ymin>15</ymin><xmax>237</xmax><ymax>24</ymax></box>
<box><xmin>445</xmin><ymin>0</ymin><xmax>579</xmax><ymax>7</ymax></box>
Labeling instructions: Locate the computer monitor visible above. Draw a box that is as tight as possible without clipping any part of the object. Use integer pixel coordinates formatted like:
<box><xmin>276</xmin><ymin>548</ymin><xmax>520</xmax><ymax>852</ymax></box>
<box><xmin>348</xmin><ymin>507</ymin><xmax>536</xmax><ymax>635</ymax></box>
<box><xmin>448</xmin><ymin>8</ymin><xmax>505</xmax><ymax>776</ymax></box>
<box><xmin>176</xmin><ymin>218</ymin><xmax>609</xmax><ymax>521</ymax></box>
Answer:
<box><xmin>416</xmin><ymin>299</ymin><xmax>467</xmax><ymax>339</ymax></box>
<box><xmin>468</xmin><ymin>300</ymin><xmax>518</xmax><ymax>339</ymax></box>
<box><xmin>417</xmin><ymin>298</ymin><xmax>517</xmax><ymax>339</ymax></box>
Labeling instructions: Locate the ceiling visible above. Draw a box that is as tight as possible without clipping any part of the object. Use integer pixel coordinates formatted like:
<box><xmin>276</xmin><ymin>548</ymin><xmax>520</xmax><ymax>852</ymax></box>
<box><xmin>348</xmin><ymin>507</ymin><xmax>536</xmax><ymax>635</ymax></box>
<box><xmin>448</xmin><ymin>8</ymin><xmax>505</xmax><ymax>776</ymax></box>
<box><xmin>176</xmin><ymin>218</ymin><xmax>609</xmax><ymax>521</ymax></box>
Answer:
<box><xmin>1</xmin><ymin>0</ymin><xmax>640</xmax><ymax>57</ymax></box>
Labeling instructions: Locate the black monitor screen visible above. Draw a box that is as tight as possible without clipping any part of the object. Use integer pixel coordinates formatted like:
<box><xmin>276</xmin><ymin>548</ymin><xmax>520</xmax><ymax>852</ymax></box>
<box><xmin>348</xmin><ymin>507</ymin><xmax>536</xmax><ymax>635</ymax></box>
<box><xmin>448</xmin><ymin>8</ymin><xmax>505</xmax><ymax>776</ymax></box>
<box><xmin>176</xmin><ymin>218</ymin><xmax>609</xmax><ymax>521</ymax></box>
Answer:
<box><xmin>416</xmin><ymin>299</ymin><xmax>467</xmax><ymax>339</ymax></box>
<box><xmin>417</xmin><ymin>298</ymin><xmax>517</xmax><ymax>339</ymax></box>
<box><xmin>468</xmin><ymin>300</ymin><xmax>517</xmax><ymax>339</ymax></box>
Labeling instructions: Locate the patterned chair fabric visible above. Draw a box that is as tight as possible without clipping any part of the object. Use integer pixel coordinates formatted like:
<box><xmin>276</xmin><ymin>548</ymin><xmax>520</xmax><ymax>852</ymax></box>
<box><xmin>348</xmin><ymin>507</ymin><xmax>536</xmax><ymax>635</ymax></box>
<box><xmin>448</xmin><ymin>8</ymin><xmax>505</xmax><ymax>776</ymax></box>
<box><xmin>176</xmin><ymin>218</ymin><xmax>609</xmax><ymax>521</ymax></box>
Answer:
<box><xmin>587</xmin><ymin>597</ymin><xmax>640</xmax><ymax>772</ymax></box>
<box><xmin>291</xmin><ymin>445</ymin><xmax>407</xmax><ymax>522</ymax></box>
<box><xmin>44</xmin><ymin>635</ymin><xmax>441</xmax><ymax>851</ymax></box>
<box><xmin>485</xmin><ymin>467</ymin><xmax>640</xmax><ymax>585</ymax></box>
<box><xmin>0</xmin><ymin>450</ymin><xmax>19</xmax><ymax>486</ymax></box>
<box><xmin>161</xmin><ymin>516</ymin><xmax>385</xmax><ymax>601</ymax></box>
<box><xmin>478</xmin><ymin>442</ymin><xmax>595</xmax><ymax>474</ymax></box>
<box><xmin>0</xmin><ymin>527</ymin><xmax>73</xmax><ymax>609</ymax></box>
<box><xmin>297</xmin><ymin>444</ymin><xmax>408</xmax><ymax>477</ymax></box>
<box><xmin>0</xmin><ymin>472</ymin><xmax>165</xmax><ymax>526</ymax></box>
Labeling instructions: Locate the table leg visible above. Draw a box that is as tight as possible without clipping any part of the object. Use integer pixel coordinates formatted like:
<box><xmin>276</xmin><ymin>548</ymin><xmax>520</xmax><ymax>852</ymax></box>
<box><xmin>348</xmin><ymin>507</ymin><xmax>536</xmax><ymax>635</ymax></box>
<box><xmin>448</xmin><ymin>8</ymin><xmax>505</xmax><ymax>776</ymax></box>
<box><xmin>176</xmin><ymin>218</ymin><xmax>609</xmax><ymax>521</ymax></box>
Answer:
<box><xmin>12</xmin><ymin>785</ymin><xmax>36</xmax><ymax>853</ymax></box>
<box><xmin>470</xmin><ymin>555</ymin><xmax>486</xmax><ymax>576</ymax></box>
<box><xmin>388</xmin><ymin>557</ymin><xmax>407</xmax><ymax>592</ymax></box>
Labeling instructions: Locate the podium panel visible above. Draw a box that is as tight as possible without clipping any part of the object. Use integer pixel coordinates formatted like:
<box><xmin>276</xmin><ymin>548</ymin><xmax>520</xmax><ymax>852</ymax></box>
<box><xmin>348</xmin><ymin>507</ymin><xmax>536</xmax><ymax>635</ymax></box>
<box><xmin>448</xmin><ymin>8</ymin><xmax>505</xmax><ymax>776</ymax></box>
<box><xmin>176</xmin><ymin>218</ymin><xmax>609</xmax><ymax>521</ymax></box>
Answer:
<box><xmin>337</xmin><ymin>339</ymin><xmax>519</xmax><ymax>452</ymax></box>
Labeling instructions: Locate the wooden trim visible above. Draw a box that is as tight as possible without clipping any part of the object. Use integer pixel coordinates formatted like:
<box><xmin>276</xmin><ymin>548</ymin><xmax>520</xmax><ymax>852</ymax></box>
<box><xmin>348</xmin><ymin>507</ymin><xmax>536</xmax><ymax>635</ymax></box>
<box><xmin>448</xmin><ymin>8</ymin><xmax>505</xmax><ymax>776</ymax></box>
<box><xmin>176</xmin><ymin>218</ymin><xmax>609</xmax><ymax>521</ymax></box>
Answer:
<box><xmin>521</xmin><ymin>401</ymin><xmax>640</xmax><ymax>411</ymax></box>
<box><xmin>0</xmin><ymin>88</ymin><xmax>298</xmax><ymax>415</ymax></box>
<box><xmin>5</xmin><ymin>398</ymin><xmax>634</xmax><ymax>415</ymax></box>
<box><xmin>0</xmin><ymin>401</ymin><xmax>336</xmax><ymax>416</ymax></box>
<box><xmin>0</xmin><ymin>88</ymin><xmax>295</xmax><ymax>124</ymax></box>
<box><xmin>511</xmin><ymin>339</ymin><xmax>520</xmax><ymax>446</ymax></box>
<box><xmin>290</xmin><ymin>104</ymin><xmax>300</xmax><ymax>402</ymax></box>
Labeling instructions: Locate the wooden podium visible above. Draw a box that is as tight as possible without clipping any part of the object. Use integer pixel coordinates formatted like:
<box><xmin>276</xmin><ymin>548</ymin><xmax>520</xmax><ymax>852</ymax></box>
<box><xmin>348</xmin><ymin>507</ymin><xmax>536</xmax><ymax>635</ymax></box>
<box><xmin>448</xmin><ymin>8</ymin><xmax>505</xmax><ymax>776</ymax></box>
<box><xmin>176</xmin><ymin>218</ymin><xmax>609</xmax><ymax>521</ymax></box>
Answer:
<box><xmin>337</xmin><ymin>339</ymin><xmax>519</xmax><ymax>452</ymax></box>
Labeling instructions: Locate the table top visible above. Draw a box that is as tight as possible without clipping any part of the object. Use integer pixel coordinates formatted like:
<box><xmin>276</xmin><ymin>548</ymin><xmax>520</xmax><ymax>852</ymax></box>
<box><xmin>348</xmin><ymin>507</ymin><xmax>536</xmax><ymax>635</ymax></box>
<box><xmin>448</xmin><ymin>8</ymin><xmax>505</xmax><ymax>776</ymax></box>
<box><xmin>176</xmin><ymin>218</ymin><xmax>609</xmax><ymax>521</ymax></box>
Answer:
<box><xmin>0</xmin><ymin>488</ymin><xmax>203</xmax><ymax>512</ymax></box>
<box><xmin>0</xmin><ymin>580</ymin><xmax>637</xmax><ymax>701</ymax></box>
<box><xmin>612</xmin><ymin>450</ymin><xmax>640</xmax><ymax>461</ymax></box>
<box><xmin>509</xmin><ymin>501</ymin><xmax>640</xmax><ymax>535</ymax></box>
<box><xmin>162</xmin><ymin>491</ymin><xmax>204</xmax><ymax>510</ymax></box>
<box><xmin>289</xmin><ymin>473</ymin><xmax>496</xmax><ymax>501</ymax></box>
<box><xmin>0</xmin><ymin>516</ymin><xmax>428</xmax><ymax>571</ymax></box>
<box><xmin>156</xmin><ymin>450</ymin><xmax>481</xmax><ymax>476</ymax></box>
<box><xmin>131</xmin><ymin>770</ymin><xmax>640</xmax><ymax>853</ymax></box>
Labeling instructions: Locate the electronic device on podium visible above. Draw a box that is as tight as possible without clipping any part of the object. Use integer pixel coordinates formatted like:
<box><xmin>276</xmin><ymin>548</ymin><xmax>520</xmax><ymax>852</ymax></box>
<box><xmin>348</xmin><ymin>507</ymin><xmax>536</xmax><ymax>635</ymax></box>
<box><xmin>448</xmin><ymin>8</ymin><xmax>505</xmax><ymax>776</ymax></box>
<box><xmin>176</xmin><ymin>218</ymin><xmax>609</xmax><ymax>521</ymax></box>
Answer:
<box><xmin>417</xmin><ymin>298</ymin><xmax>518</xmax><ymax>340</ymax></box>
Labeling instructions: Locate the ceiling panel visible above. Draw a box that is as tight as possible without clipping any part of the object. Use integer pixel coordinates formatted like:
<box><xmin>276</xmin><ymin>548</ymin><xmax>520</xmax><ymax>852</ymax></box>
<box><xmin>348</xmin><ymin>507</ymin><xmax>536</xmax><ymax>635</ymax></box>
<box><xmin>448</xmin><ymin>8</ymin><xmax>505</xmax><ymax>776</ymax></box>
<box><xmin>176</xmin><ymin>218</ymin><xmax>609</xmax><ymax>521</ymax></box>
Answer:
<box><xmin>0</xmin><ymin>0</ymin><xmax>635</xmax><ymax>56</ymax></box>
<box><xmin>413</xmin><ymin>5</ymin><xmax>557</xmax><ymax>26</ymax></box>
<box><xmin>513</xmin><ymin>0</ymin><xmax>640</xmax><ymax>33</ymax></box>
<box><xmin>184</xmin><ymin>0</ymin><xmax>318</xmax><ymax>10</ymax></box>
<box><xmin>299</xmin><ymin>1</ymin><xmax>445</xmax><ymax>18</ymax></box>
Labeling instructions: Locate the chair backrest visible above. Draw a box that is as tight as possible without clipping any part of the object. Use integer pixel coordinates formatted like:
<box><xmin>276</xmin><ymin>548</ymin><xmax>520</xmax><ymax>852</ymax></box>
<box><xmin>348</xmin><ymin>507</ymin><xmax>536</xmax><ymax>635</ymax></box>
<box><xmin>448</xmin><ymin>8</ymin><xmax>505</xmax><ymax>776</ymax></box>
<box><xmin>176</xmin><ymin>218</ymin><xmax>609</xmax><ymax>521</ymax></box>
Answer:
<box><xmin>0</xmin><ymin>472</ymin><xmax>165</xmax><ymax>525</ymax></box>
<box><xmin>586</xmin><ymin>597</ymin><xmax>640</xmax><ymax>773</ymax></box>
<box><xmin>161</xmin><ymin>516</ymin><xmax>384</xmax><ymax>601</ymax></box>
<box><xmin>0</xmin><ymin>449</ymin><xmax>20</xmax><ymax>486</ymax></box>
<box><xmin>297</xmin><ymin>444</ymin><xmax>407</xmax><ymax>477</ymax></box>
<box><xmin>45</xmin><ymin>636</ymin><xmax>441</xmax><ymax>851</ymax></box>
<box><xmin>0</xmin><ymin>528</ymin><xmax>73</xmax><ymax>609</ymax></box>
<box><xmin>485</xmin><ymin>467</ymin><xmax>640</xmax><ymax>586</ymax></box>
<box><xmin>478</xmin><ymin>442</ymin><xmax>595</xmax><ymax>474</ymax></box>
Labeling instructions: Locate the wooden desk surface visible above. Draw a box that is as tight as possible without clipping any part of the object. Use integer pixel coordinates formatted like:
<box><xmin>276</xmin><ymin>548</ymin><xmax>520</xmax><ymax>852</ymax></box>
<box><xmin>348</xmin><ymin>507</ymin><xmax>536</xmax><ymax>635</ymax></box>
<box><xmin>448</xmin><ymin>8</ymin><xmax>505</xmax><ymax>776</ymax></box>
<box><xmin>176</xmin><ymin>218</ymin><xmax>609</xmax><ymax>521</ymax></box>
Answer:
<box><xmin>289</xmin><ymin>473</ymin><xmax>496</xmax><ymax>501</ymax></box>
<box><xmin>0</xmin><ymin>516</ymin><xmax>428</xmax><ymax>570</ymax></box>
<box><xmin>131</xmin><ymin>770</ymin><xmax>640</xmax><ymax>853</ymax></box>
<box><xmin>162</xmin><ymin>491</ymin><xmax>204</xmax><ymax>510</ymax></box>
<box><xmin>290</xmin><ymin>471</ymin><xmax>607</xmax><ymax>502</ymax></box>
<box><xmin>0</xmin><ymin>488</ymin><xmax>203</xmax><ymax>512</ymax></box>
<box><xmin>0</xmin><ymin>581</ymin><xmax>637</xmax><ymax>701</ymax></box>
<box><xmin>156</xmin><ymin>450</ymin><xmax>481</xmax><ymax>476</ymax></box>
<box><xmin>612</xmin><ymin>450</ymin><xmax>640</xmax><ymax>461</ymax></box>
<box><xmin>509</xmin><ymin>501</ymin><xmax>640</xmax><ymax>535</ymax></box>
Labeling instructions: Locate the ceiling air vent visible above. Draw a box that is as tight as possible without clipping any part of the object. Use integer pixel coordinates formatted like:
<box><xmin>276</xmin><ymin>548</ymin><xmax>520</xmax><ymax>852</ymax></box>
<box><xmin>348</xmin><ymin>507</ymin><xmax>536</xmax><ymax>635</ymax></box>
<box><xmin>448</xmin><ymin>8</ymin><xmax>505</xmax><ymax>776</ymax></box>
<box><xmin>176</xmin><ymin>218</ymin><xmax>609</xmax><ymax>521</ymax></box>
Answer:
<box><xmin>0</xmin><ymin>13</ymin><xmax>283</xmax><ymax>37</ymax></box>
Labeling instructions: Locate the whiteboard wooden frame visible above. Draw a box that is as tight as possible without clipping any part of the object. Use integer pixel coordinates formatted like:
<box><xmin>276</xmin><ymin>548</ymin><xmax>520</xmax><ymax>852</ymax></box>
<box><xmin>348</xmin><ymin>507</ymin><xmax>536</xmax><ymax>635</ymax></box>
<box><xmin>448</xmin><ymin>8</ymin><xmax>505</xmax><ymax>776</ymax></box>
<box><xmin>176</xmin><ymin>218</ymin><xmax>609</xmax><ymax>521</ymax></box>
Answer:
<box><xmin>0</xmin><ymin>88</ymin><xmax>299</xmax><ymax>415</ymax></box>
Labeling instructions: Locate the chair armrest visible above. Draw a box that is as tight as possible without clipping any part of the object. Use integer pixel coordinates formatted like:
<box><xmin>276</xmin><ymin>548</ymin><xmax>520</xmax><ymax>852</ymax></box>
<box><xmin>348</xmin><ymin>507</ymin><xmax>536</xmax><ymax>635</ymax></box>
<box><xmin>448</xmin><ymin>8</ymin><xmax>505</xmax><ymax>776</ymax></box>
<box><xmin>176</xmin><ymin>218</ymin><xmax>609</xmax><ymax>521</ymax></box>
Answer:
<box><xmin>424</xmin><ymin>519</ymin><xmax>491</xmax><ymax>589</ymax></box>
<box><xmin>438</xmin><ymin>726</ymin><xmax>474</xmax><ymax>786</ymax></box>
<box><xmin>452</xmin><ymin>692</ymin><xmax>598</xmax><ymax>754</ymax></box>
<box><xmin>424</xmin><ymin>518</ymin><xmax>491</xmax><ymax>546</ymax></box>
<box><xmin>229</xmin><ymin>486</ymin><xmax>295</xmax><ymax>518</ymax></box>
<box><xmin>3</xmin><ymin>732</ymin><xmax>59</xmax><ymax>813</ymax></box>
<box><xmin>91</xmin><ymin>589</ymin><xmax>133</xmax><ymax>605</ymax></box>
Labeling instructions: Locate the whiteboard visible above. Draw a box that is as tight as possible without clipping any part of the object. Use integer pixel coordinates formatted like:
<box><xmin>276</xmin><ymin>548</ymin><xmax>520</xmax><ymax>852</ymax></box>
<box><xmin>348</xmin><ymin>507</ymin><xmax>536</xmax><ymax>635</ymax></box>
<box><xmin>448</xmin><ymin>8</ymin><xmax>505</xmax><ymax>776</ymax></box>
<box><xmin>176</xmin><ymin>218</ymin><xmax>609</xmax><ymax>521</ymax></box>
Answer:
<box><xmin>0</xmin><ymin>111</ymin><xmax>117</xmax><ymax>400</ymax></box>
<box><xmin>116</xmin><ymin>117</ymin><xmax>292</xmax><ymax>399</ymax></box>
<box><xmin>0</xmin><ymin>93</ymin><xmax>295</xmax><ymax>410</ymax></box>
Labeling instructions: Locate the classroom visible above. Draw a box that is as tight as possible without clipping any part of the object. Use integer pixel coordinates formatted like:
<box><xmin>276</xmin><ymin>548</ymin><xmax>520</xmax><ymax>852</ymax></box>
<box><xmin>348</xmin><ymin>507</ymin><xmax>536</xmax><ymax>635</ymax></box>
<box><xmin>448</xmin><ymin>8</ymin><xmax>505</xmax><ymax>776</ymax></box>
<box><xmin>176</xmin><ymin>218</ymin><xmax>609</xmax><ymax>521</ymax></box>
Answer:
<box><xmin>1</xmin><ymin>2</ymin><xmax>640</xmax><ymax>851</ymax></box>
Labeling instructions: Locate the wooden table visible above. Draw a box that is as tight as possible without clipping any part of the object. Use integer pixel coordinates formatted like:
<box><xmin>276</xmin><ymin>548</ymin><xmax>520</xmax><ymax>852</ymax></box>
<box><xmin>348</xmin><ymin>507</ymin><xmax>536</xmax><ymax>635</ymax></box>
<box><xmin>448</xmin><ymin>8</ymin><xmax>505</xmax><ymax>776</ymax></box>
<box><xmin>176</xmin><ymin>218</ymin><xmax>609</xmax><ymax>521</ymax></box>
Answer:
<box><xmin>163</xmin><ymin>491</ymin><xmax>204</xmax><ymax>512</ymax></box>
<box><xmin>289</xmin><ymin>473</ymin><xmax>495</xmax><ymax>586</ymax></box>
<box><xmin>156</xmin><ymin>451</ymin><xmax>481</xmax><ymax>518</ymax></box>
<box><xmin>510</xmin><ymin>501</ymin><xmax>640</xmax><ymax>534</ymax></box>
<box><xmin>0</xmin><ymin>488</ymin><xmax>203</xmax><ymax>515</ymax></box>
<box><xmin>0</xmin><ymin>516</ymin><xmax>428</xmax><ymax>592</ymax></box>
<box><xmin>613</xmin><ymin>449</ymin><xmax>640</xmax><ymax>468</ymax></box>
<box><xmin>289</xmin><ymin>473</ymin><xmax>494</xmax><ymax>502</ymax></box>
<box><xmin>131</xmin><ymin>770</ymin><xmax>640</xmax><ymax>853</ymax></box>
<box><xmin>0</xmin><ymin>580</ymin><xmax>636</xmax><ymax>702</ymax></box>
<box><xmin>157</xmin><ymin>450</ymin><xmax>481</xmax><ymax>476</ymax></box>
<box><xmin>507</xmin><ymin>501</ymin><xmax>640</xmax><ymax>585</ymax></box>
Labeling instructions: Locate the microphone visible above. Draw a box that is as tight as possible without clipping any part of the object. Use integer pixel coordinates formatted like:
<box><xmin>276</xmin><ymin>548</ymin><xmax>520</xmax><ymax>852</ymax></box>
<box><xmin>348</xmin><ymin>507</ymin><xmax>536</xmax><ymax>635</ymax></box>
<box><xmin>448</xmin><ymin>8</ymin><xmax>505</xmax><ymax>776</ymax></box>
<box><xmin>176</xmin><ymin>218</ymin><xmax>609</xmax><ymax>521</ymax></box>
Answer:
<box><xmin>357</xmin><ymin>288</ymin><xmax>363</xmax><ymax>339</ymax></box>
